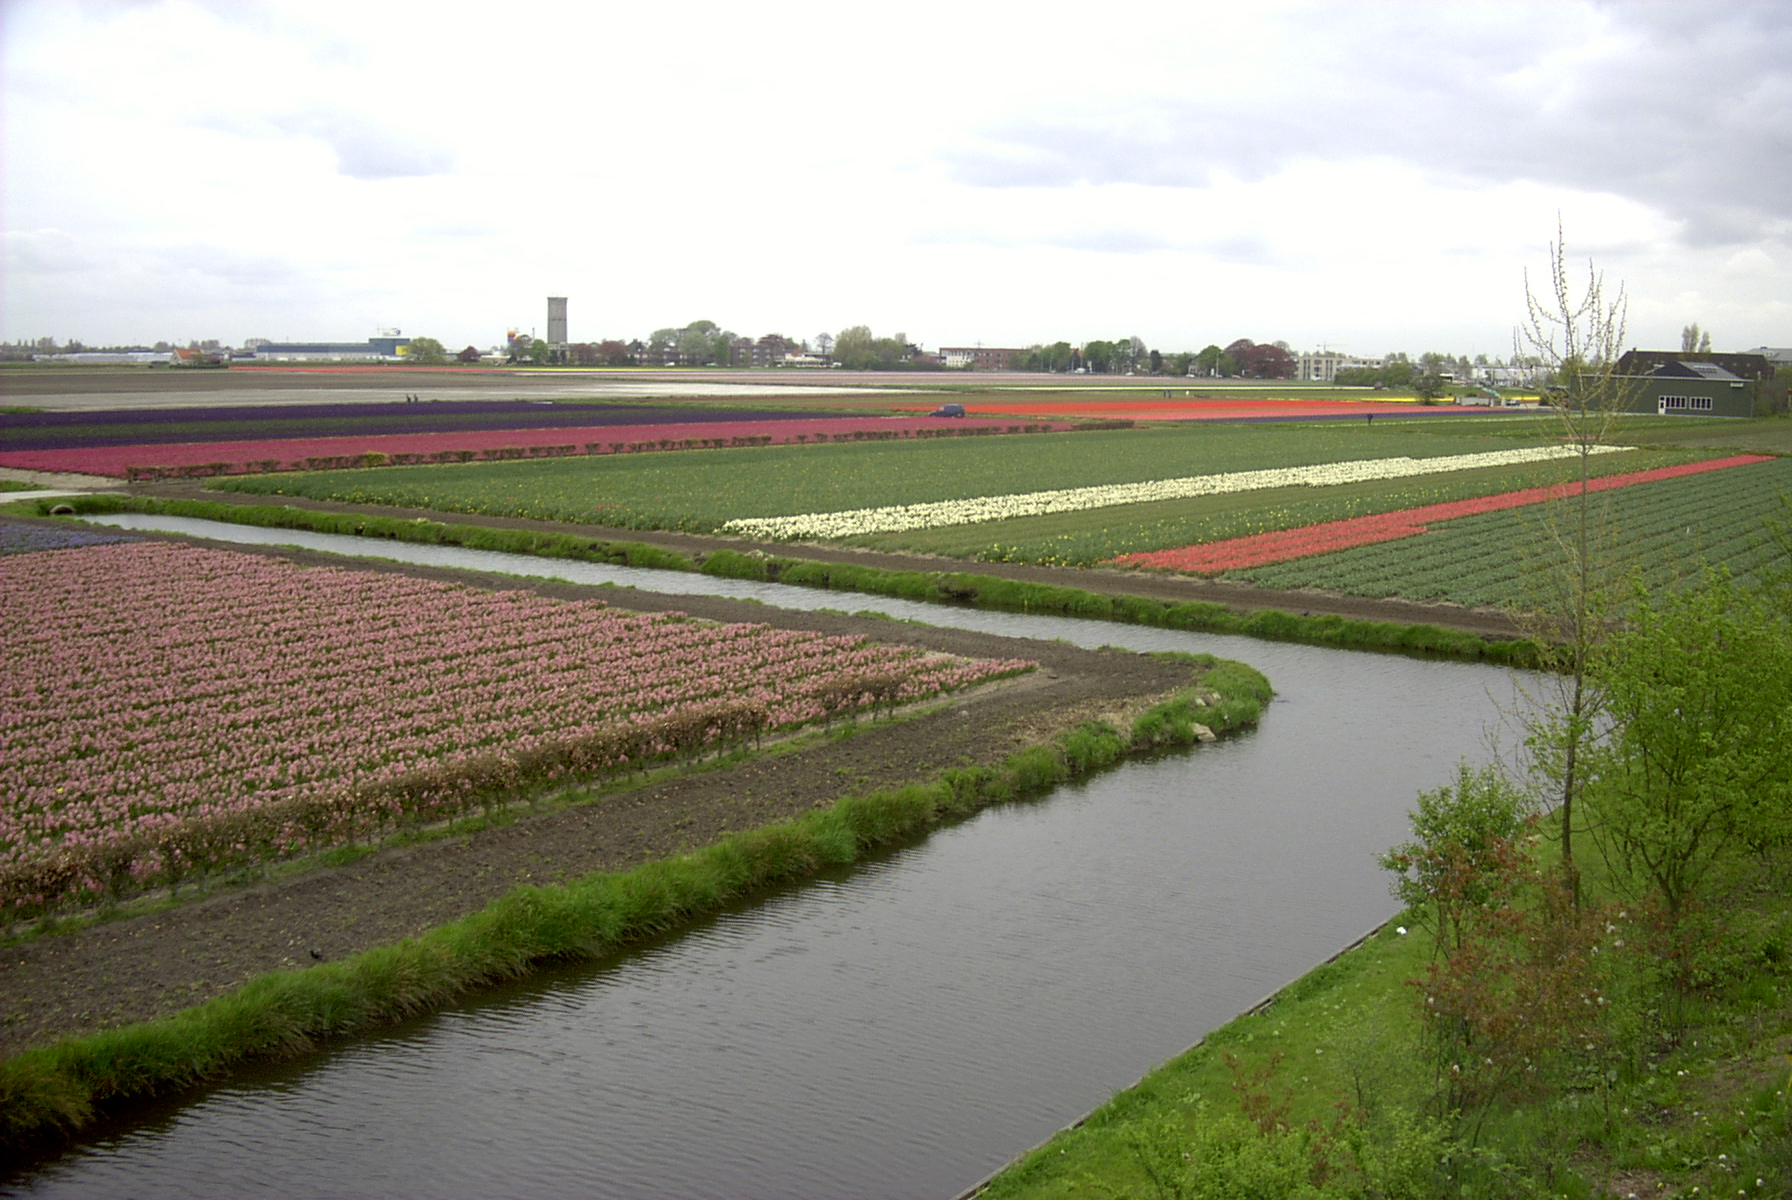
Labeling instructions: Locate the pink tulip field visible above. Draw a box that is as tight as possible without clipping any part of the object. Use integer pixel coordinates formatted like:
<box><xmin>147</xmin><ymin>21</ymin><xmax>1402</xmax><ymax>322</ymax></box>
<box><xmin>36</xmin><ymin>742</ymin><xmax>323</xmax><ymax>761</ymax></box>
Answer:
<box><xmin>1</xmin><ymin>541</ymin><xmax>1032</xmax><ymax>921</ymax></box>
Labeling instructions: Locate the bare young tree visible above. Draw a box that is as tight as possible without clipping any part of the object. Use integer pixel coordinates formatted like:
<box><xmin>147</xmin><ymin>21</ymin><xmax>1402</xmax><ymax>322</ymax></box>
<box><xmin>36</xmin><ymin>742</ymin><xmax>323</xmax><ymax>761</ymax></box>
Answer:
<box><xmin>1679</xmin><ymin>323</ymin><xmax>1713</xmax><ymax>356</ymax></box>
<box><xmin>1511</xmin><ymin>218</ymin><xmax>1641</xmax><ymax>900</ymax></box>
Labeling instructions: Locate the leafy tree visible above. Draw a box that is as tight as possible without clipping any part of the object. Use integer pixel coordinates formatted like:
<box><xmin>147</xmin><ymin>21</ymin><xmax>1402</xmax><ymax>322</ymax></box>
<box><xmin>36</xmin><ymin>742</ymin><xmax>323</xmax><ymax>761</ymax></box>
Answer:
<box><xmin>1584</xmin><ymin>571</ymin><xmax>1792</xmax><ymax>914</ymax></box>
<box><xmin>1081</xmin><ymin>340</ymin><xmax>1116</xmax><ymax>374</ymax></box>
<box><xmin>646</xmin><ymin>327</ymin><xmax>678</xmax><ymax>365</ymax></box>
<box><xmin>1195</xmin><ymin>344</ymin><xmax>1225</xmax><ymax>376</ymax></box>
<box><xmin>869</xmin><ymin>331</ymin><xmax>914</xmax><ymax>368</ymax></box>
<box><xmin>1224</xmin><ymin>338</ymin><xmax>1256</xmax><ymax>373</ymax></box>
<box><xmin>598</xmin><ymin>339</ymin><xmax>633</xmax><ymax>367</ymax></box>
<box><xmin>1167</xmin><ymin>352</ymin><xmax>1193</xmax><ymax>378</ymax></box>
<box><xmin>528</xmin><ymin>337</ymin><xmax>550</xmax><ymax>365</ymax></box>
<box><xmin>677</xmin><ymin>319</ymin><xmax>729</xmax><ymax>367</ymax></box>
<box><xmin>833</xmin><ymin>325</ymin><xmax>876</xmax><ymax>369</ymax></box>
<box><xmin>507</xmin><ymin>335</ymin><xmax>534</xmax><ymax>364</ymax></box>
<box><xmin>1379</xmin><ymin>763</ymin><xmax>1533</xmax><ymax>950</ymax></box>
<box><xmin>1148</xmin><ymin>348</ymin><xmax>1164</xmax><ymax>374</ymax></box>
<box><xmin>569</xmin><ymin>342</ymin><xmax>600</xmax><ymax>366</ymax></box>
<box><xmin>405</xmin><ymin>336</ymin><xmax>447</xmax><ymax>366</ymax></box>
<box><xmin>1244</xmin><ymin>343</ymin><xmax>1294</xmax><ymax>379</ymax></box>
<box><xmin>1411</xmin><ymin>372</ymin><xmax>1448</xmax><ymax>403</ymax></box>
<box><xmin>814</xmin><ymin>331</ymin><xmax>834</xmax><ymax>356</ymax></box>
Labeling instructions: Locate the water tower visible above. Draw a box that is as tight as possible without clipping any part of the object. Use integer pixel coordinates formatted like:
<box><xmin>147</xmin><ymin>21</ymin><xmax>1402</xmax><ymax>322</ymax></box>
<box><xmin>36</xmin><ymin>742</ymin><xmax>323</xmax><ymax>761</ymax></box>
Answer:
<box><xmin>547</xmin><ymin>297</ymin><xmax>567</xmax><ymax>356</ymax></box>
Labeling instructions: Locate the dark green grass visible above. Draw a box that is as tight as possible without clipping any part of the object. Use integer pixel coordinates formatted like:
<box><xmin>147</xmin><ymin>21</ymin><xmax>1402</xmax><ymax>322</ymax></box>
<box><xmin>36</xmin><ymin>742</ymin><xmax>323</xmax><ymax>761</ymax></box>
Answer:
<box><xmin>0</xmin><ymin>664</ymin><xmax>1268</xmax><ymax>1147</ymax></box>
<box><xmin>208</xmin><ymin>423</ymin><xmax>1557</xmax><ymax>534</ymax></box>
<box><xmin>28</xmin><ymin>494</ymin><xmax>693</xmax><ymax>571</ymax></box>
<box><xmin>1612</xmin><ymin>414</ymin><xmax>1792</xmax><ymax>457</ymax></box>
<box><xmin>1228</xmin><ymin>456</ymin><xmax>1792</xmax><ymax>605</ymax></box>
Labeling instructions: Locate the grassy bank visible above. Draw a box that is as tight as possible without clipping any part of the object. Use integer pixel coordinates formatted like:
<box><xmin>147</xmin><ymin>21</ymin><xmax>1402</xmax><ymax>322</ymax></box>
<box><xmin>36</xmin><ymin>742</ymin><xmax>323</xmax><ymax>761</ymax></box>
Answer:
<box><xmin>0</xmin><ymin>657</ymin><xmax>1269</xmax><ymax>1149</ymax></box>
<box><xmin>21</xmin><ymin>495</ymin><xmax>1542</xmax><ymax>666</ymax></box>
<box><xmin>973</xmin><ymin>832</ymin><xmax>1792</xmax><ymax>1199</ymax></box>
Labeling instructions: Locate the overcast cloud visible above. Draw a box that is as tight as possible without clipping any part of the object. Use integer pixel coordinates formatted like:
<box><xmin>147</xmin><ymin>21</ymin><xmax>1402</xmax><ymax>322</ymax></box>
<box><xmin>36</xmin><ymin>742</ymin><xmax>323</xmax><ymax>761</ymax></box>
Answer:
<box><xmin>3</xmin><ymin>0</ymin><xmax>1786</xmax><ymax>358</ymax></box>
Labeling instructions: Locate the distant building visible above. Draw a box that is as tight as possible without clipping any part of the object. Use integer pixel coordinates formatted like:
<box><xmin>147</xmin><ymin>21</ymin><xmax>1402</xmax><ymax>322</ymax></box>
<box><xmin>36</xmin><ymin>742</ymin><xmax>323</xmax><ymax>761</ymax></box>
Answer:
<box><xmin>547</xmin><ymin>297</ymin><xmax>568</xmax><ymax>355</ymax></box>
<box><xmin>1297</xmin><ymin>351</ymin><xmax>1384</xmax><ymax>381</ymax></box>
<box><xmin>940</xmin><ymin>346</ymin><xmax>1020</xmax><ymax>371</ymax></box>
<box><xmin>31</xmin><ymin>351</ymin><xmax>173</xmax><ymax>365</ymax></box>
<box><xmin>1614</xmin><ymin>350</ymin><xmax>1785</xmax><ymax>416</ymax></box>
<box><xmin>247</xmin><ymin>337</ymin><xmax>411</xmax><ymax>363</ymax></box>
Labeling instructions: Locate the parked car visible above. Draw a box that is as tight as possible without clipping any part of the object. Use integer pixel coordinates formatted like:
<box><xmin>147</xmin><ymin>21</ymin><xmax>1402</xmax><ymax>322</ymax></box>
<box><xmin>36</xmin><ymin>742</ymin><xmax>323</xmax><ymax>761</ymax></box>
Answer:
<box><xmin>930</xmin><ymin>403</ymin><xmax>967</xmax><ymax>418</ymax></box>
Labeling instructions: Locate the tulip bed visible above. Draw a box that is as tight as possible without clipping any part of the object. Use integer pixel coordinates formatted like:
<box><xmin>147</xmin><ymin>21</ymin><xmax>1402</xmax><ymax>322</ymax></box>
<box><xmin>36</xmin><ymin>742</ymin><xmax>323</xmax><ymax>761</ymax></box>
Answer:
<box><xmin>1215</xmin><ymin>454</ymin><xmax>1792</xmax><ymax>606</ymax></box>
<box><xmin>0</xmin><ymin>400</ymin><xmax>830</xmax><ymax>452</ymax></box>
<box><xmin>0</xmin><ymin>523</ymin><xmax>137</xmax><ymax>556</ymax></box>
<box><xmin>0</xmin><ymin>542</ymin><xmax>1032</xmax><ymax>921</ymax></box>
<box><xmin>1113</xmin><ymin>454</ymin><xmax>1774</xmax><ymax>572</ymax></box>
<box><xmin>0</xmin><ymin>415</ymin><xmax>1063</xmax><ymax>480</ymax></box>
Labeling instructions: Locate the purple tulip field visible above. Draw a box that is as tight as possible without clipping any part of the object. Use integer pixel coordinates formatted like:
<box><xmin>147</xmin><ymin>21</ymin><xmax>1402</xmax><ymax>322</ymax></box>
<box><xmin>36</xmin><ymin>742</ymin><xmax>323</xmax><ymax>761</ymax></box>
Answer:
<box><xmin>1</xmin><ymin>541</ymin><xmax>1032</xmax><ymax>922</ymax></box>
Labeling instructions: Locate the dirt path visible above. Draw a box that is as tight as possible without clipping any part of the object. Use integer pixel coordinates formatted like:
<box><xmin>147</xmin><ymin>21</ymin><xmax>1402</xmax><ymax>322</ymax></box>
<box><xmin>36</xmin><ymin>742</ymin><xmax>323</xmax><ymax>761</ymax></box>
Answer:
<box><xmin>0</xmin><ymin>532</ymin><xmax>1200</xmax><ymax>1060</ymax></box>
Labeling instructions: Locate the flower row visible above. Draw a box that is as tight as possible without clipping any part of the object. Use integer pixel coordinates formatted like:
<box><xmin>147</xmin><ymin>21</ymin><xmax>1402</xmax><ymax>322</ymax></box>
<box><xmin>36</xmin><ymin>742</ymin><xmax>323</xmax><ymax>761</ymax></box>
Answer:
<box><xmin>722</xmin><ymin>445</ymin><xmax>1630</xmax><ymax>541</ymax></box>
<box><xmin>1110</xmin><ymin>455</ymin><xmax>1774</xmax><ymax>573</ymax></box>
<box><xmin>0</xmin><ymin>416</ymin><xmax>1067</xmax><ymax>479</ymax></box>
<box><xmin>0</xmin><ymin>400</ymin><xmax>826</xmax><ymax>451</ymax></box>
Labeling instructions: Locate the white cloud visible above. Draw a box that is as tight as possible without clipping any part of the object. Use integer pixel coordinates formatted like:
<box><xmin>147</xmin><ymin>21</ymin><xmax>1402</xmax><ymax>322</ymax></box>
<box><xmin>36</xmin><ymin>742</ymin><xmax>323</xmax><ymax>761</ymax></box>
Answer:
<box><xmin>2</xmin><ymin>0</ymin><xmax>1787</xmax><ymax>355</ymax></box>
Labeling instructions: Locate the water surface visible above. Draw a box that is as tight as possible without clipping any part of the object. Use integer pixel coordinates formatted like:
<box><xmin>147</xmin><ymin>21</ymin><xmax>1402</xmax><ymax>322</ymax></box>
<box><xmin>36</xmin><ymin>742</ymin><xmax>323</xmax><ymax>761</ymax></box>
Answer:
<box><xmin>8</xmin><ymin>517</ymin><xmax>1531</xmax><ymax>1198</ymax></box>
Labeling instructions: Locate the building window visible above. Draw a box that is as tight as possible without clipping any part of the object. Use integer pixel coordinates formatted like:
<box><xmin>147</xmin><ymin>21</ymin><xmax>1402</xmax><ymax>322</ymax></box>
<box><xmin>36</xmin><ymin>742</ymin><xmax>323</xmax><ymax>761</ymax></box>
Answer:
<box><xmin>1658</xmin><ymin>394</ymin><xmax>1712</xmax><ymax>412</ymax></box>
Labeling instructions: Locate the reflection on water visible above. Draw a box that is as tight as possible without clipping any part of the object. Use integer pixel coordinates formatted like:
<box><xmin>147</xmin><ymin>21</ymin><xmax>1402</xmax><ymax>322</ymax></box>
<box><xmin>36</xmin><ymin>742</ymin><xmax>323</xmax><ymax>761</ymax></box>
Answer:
<box><xmin>10</xmin><ymin>516</ymin><xmax>1533</xmax><ymax>1198</ymax></box>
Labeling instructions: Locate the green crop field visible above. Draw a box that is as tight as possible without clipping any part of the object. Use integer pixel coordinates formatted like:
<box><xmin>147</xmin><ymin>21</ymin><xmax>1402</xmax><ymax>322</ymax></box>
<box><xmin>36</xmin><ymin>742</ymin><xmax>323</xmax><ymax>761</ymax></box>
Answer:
<box><xmin>1226</xmin><ymin>455</ymin><xmax>1792</xmax><ymax>606</ymax></box>
<box><xmin>208</xmin><ymin>417</ymin><xmax>1786</xmax><ymax>605</ymax></box>
<box><xmin>213</xmin><ymin>418</ymin><xmax>1652</xmax><ymax>541</ymax></box>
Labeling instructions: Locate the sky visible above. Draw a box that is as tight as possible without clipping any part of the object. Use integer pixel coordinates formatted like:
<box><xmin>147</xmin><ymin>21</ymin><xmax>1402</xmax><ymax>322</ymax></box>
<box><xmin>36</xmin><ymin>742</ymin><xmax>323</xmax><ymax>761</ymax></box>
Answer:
<box><xmin>4</xmin><ymin>0</ymin><xmax>1788</xmax><ymax>360</ymax></box>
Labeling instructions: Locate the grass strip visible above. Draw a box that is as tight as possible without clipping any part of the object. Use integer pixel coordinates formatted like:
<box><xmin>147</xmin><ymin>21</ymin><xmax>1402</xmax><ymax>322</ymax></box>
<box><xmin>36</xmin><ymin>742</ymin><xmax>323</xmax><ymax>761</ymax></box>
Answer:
<box><xmin>25</xmin><ymin>494</ymin><xmax>1539</xmax><ymax>665</ymax></box>
<box><xmin>29</xmin><ymin>493</ymin><xmax>692</xmax><ymax>572</ymax></box>
<box><xmin>0</xmin><ymin>659</ymin><xmax>1270</xmax><ymax>1147</ymax></box>
<box><xmin>700</xmin><ymin>549</ymin><xmax>1543</xmax><ymax>668</ymax></box>
<box><xmin>972</xmin><ymin>812</ymin><xmax>1792</xmax><ymax>1198</ymax></box>
<box><xmin>970</xmin><ymin>920</ymin><xmax>1443</xmax><ymax>1199</ymax></box>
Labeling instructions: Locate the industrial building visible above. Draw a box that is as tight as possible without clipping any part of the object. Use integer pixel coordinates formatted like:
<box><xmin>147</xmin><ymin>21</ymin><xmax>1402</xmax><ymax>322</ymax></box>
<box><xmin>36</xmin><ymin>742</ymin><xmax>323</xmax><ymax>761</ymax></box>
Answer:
<box><xmin>246</xmin><ymin>336</ymin><xmax>413</xmax><ymax>363</ymax></box>
<box><xmin>1614</xmin><ymin>350</ymin><xmax>1785</xmax><ymax>417</ymax></box>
